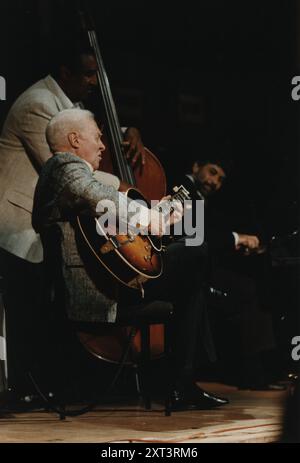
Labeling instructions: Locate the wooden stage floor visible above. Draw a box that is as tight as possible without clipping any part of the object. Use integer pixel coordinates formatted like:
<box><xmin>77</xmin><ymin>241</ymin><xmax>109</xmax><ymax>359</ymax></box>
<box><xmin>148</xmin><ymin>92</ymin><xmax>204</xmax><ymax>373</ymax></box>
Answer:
<box><xmin>0</xmin><ymin>382</ymin><xmax>288</xmax><ymax>444</ymax></box>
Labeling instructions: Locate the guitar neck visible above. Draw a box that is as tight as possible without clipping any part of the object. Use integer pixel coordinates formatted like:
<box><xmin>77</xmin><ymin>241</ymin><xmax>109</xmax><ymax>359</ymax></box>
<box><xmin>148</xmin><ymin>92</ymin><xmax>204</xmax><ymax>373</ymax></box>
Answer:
<box><xmin>155</xmin><ymin>186</ymin><xmax>190</xmax><ymax>218</ymax></box>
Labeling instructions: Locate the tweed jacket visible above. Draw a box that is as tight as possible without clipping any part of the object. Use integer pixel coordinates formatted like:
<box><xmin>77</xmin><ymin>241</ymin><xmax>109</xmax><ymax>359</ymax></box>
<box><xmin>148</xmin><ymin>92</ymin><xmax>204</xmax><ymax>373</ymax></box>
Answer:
<box><xmin>32</xmin><ymin>152</ymin><xmax>123</xmax><ymax>323</ymax></box>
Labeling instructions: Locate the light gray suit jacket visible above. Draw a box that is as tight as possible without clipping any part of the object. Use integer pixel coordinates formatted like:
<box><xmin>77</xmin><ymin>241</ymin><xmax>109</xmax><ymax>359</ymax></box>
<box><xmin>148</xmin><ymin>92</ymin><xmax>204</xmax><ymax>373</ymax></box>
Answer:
<box><xmin>0</xmin><ymin>75</ymin><xmax>119</xmax><ymax>263</ymax></box>
<box><xmin>32</xmin><ymin>152</ymin><xmax>122</xmax><ymax>323</ymax></box>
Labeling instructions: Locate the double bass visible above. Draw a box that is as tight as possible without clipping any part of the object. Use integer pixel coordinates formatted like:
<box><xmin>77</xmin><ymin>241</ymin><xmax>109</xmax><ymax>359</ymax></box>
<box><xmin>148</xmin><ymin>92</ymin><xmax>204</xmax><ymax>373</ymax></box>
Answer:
<box><xmin>76</xmin><ymin>3</ymin><xmax>168</xmax><ymax>365</ymax></box>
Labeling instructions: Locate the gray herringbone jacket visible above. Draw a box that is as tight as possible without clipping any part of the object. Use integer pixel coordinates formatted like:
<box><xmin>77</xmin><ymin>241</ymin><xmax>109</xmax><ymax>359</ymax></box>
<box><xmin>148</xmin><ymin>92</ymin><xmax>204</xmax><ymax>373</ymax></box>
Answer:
<box><xmin>32</xmin><ymin>152</ymin><xmax>122</xmax><ymax>323</ymax></box>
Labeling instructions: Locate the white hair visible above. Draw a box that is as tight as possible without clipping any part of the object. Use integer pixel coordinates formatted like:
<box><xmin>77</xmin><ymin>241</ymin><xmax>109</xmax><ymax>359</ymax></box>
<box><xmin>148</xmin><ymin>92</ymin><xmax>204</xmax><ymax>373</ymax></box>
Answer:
<box><xmin>46</xmin><ymin>108</ymin><xmax>95</xmax><ymax>153</ymax></box>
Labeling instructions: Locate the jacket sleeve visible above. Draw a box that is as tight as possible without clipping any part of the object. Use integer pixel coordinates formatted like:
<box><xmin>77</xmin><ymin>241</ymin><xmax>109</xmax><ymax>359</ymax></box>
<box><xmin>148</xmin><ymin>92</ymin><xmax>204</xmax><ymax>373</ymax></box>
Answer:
<box><xmin>17</xmin><ymin>90</ymin><xmax>58</xmax><ymax>167</ymax></box>
<box><xmin>55</xmin><ymin>159</ymin><xmax>127</xmax><ymax>220</ymax></box>
<box><xmin>93</xmin><ymin>170</ymin><xmax>121</xmax><ymax>190</ymax></box>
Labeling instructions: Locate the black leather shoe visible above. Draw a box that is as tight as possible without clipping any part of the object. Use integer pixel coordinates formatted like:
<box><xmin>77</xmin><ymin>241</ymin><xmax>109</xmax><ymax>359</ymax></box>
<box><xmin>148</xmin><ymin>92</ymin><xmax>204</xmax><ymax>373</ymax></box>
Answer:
<box><xmin>196</xmin><ymin>388</ymin><xmax>230</xmax><ymax>405</ymax></box>
<box><xmin>170</xmin><ymin>384</ymin><xmax>229</xmax><ymax>411</ymax></box>
<box><xmin>186</xmin><ymin>382</ymin><xmax>229</xmax><ymax>404</ymax></box>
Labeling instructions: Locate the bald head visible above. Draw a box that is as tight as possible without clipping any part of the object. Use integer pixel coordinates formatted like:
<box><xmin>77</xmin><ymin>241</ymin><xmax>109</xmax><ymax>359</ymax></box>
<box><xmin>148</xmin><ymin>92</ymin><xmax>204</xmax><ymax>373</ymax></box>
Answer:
<box><xmin>46</xmin><ymin>108</ymin><xmax>105</xmax><ymax>170</ymax></box>
<box><xmin>46</xmin><ymin>108</ymin><xmax>94</xmax><ymax>153</ymax></box>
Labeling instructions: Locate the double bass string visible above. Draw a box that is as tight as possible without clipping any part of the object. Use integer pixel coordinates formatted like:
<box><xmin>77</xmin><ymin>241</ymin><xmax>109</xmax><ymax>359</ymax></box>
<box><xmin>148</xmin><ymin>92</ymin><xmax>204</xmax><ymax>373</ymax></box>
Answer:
<box><xmin>88</xmin><ymin>29</ymin><xmax>135</xmax><ymax>186</ymax></box>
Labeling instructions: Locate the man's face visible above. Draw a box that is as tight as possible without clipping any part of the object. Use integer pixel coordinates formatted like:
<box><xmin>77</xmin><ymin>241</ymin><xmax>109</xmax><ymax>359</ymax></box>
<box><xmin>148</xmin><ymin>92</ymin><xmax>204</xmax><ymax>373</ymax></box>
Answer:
<box><xmin>193</xmin><ymin>162</ymin><xmax>226</xmax><ymax>197</ymax></box>
<box><xmin>63</xmin><ymin>54</ymin><xmax>98</xmax><ymax>102</ymax></box>
<box><xmin>77</xmin><ymin>119</ymin><xmax>105</xmax><ymax>170</ymax></box>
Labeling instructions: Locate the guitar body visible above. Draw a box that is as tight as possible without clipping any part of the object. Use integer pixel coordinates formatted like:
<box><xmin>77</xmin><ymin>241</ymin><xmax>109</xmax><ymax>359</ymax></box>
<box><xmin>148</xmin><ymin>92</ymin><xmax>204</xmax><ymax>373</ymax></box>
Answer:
<box><xmin>76</xmin><ymin>188</ymin><xmax>163</xmax><ymax>289</ymax></box>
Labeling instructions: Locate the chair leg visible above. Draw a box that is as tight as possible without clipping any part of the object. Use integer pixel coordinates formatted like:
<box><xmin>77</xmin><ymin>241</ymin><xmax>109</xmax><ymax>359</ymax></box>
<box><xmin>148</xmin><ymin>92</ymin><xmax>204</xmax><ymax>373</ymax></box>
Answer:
<box><xmin>134</xmin><ymin>365</ymin><xmax>141</xmax><ymax>394</ymax></box>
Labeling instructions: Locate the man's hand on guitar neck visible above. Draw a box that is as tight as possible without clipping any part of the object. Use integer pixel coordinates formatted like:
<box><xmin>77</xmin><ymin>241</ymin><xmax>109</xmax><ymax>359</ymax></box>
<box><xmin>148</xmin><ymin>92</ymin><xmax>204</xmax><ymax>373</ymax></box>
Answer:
<box><xmin>122</xmin><ymin>193</ymin><xmax>184</xmax><ymax>237</ymax></box>
<box><xmin>148</xmin><ymin>195</ymin><xmax>184</xmax><ymax>236</ymax></box>
<box><xmin>160</xmin><ymin>195</ymin><xmax>184</xmax><ymax>227</ymax></box>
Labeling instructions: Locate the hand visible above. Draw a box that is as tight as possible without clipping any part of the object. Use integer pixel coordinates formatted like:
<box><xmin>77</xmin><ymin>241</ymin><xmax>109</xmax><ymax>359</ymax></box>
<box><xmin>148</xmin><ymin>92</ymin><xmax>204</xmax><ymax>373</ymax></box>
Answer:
<box><xmin>122</xmin><ymin>127</ymin><xmax>146</xmax><ymax>166</ymax></box>
<box><xmin>158</xmin><ymin>195</ymin><xmax>183</xmax><ymax>227</ymax></box>
<box><xmin>148</xmin><ymin>208</ymin><xmax>165</xmax><ymax>236</ymax></box>
<box><xmin>236</xmin><ymin>234</ymin><xmax>260</xmax><ymax>254</ymax></box>
<box><xmin>148</xmin><ymin>196</ymin><xmax>183</xmax><ymax>236</ymax></box>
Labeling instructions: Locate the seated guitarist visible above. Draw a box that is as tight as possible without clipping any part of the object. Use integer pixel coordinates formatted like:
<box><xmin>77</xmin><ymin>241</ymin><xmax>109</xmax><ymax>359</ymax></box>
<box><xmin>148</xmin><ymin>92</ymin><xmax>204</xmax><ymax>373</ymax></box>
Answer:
<box><xmin>32</xmin><ymin>108</ymin><xmax>229</xmax><ymax>411</ymax></box>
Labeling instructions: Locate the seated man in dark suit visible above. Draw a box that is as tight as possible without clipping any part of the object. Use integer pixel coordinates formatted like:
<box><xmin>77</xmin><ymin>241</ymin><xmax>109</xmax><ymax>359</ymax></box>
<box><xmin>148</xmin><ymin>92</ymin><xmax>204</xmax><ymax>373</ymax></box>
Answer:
<box><xmin>180</xmin><ymin>159</ymin><xmax>282</xmax><ymax>390</ymax></box>
<box><xmin>32</xmin><ymin>108</ymin><xmax>229</xmax><ymax>411</ymax></box>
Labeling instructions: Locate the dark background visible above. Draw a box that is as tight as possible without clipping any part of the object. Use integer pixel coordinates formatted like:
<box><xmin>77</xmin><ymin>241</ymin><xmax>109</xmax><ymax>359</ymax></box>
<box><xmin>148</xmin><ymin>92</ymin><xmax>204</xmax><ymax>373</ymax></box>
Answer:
<box><xmin>0</xmin><ymin>1</ymin><xmax>299</xmax><ymax>260</ymax></box>
<box><xmin>1</xmin><ymin>0</ymin><xmax>299</xmax><ymax>225</ymax></box>
<box><xmin>0</xmin><ymin>0</ymin><xmax>299</xmax><ymax>391</ymax></box>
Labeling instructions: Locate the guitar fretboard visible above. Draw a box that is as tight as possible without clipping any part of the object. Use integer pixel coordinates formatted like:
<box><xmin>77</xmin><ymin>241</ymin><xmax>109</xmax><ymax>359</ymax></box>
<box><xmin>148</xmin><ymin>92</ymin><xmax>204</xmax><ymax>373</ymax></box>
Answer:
<box><xmin>155</xmin><ymin>185</ymin><xmax>190</xmax><ymax>218</ymax></box>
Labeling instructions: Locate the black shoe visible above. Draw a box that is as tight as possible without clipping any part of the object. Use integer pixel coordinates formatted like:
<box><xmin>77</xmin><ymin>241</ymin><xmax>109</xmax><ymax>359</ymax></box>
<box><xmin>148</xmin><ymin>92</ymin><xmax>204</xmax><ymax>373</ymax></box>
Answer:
<box><xmin>186</xmin><ymin>382</ymin><xmax>229</xmax><ymax>404</ymax></box>
<box><xmin>170</xmin><ymin>383</ymin><xmax>229</xmax><ymax>412</ymax></box>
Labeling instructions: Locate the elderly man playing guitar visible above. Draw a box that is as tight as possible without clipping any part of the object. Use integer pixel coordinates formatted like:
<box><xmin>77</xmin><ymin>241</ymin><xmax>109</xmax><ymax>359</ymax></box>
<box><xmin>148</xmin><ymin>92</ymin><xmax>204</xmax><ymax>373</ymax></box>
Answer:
<box><xmin>32</xmin><ymin>108</ymin><xmax>229</xmax><ymax>411</ymax></box>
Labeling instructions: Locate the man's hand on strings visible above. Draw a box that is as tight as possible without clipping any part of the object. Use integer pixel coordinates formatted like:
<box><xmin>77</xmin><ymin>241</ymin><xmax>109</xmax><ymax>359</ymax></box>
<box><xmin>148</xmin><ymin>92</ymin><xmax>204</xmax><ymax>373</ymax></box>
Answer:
<box><xmin>158</xmin><ymin>195</ymin><xmax>184</xmax><ymax>227</ymax></box>
<box><xmin>137</xmin><ymin>196</ymin><xmax>183</xmax><ymax>237</ymax></box>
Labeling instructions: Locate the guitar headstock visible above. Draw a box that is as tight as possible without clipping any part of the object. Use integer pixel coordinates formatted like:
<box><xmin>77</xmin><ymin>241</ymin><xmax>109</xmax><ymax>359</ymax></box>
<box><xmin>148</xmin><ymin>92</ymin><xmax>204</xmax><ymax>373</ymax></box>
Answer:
<box><xmin>172</xmin><ymin>185</ymin><xmax>191</xmax><ymax>202</ymax></box>
<box><xmin>156</xmin><ymin>185</ymin><xmax>191</xmax><ymax>216</ymax></box>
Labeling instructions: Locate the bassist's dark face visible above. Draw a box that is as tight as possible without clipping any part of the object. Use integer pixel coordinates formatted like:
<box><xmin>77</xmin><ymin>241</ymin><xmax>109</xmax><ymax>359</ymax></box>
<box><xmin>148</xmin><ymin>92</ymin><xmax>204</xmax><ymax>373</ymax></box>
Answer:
<box><xmin>60</xmin><ymin>54</ymin><xmax>98</xmax><ymax>102</ymax></box>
